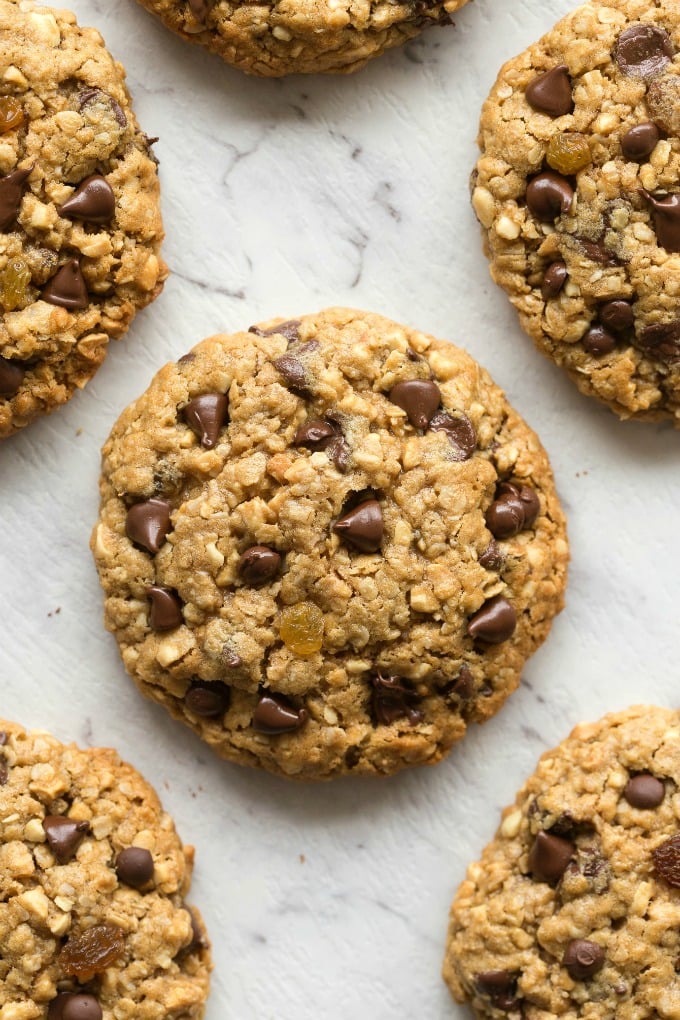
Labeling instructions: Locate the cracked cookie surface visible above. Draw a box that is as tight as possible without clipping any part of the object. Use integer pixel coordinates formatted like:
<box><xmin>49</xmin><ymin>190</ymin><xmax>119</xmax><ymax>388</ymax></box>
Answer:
<box><xmin>0</xmin><ymin>718</ymin><xmax>211</xmax><ymax>1020</ymax></box>
<box><xmin>473</xmin><ymin>0</ymin><xmax>680</xmax><ymax>424</ymax></box>
<box><xmin>0</xmin><ymin>0</ymin><xmax>166</xmax><ymax>438</ymax></box>
<box><xmin>92</xmin><ymin>307</ymin><xmax>568</xmax><ymax>780</ymax></box>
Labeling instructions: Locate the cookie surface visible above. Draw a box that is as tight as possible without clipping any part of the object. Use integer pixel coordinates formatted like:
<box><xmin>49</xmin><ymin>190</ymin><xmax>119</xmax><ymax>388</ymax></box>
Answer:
<box><xmin>443</xmin><ymin>705</ymin><xmax>680</xmax><ymax>1019</ymax></box>
<box><xmin>473</xmin><ymin>0</ymin><xmax>680</xmax><ymax>424</ymax></box>
<box><xmin>0</xmin><ymin>0</ymin><xmax>166</xmax><ymax>438</ymax></box>
<box><xmin>0</xmin><ymin>718</ymin><xmax>211</xmax><ymax>1019</ymax></box>
<box><xmin>92</xmin><ymin>307</ymin><xmax>568</xmax><ymax>780</ymax></box>
<box><xmin>133</xmin><ymin>0</ymin><xmax>467</xmax><ymax>76</ymax></box>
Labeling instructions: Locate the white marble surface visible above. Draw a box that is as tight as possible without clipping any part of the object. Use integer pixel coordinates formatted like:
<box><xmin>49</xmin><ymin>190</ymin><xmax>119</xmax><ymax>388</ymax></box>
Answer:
<box><xmin>3</xmin><ymin>0</ymin><xmax>680</xmax><ymax>1016</ymax></box>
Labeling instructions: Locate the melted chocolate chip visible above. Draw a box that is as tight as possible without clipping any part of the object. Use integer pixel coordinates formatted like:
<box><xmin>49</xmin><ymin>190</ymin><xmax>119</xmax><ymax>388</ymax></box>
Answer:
<box><xmin>274</xmin><ymin>355</ymin><xmax>308</xmax><ymax>393</ymax></box>
<box><xmin>479</xmin><ymin>539</ymin><xmax>504</xmax><ymax>570</ymax></box>
<box><xmin>48</xmin><ymin>994</ymin><xmax>102</xmax><ymax>1020</ymax></box>
<box><xmin>250</xmin><ymin>319</ymin><xmax>301</xmax><ymax>344</ymax></box>
<box><xmin>185</xmin><ymin>681</ymin><xmax>230</xmax><ymax>717</ymax></box>
<box><xmin>42</xmin><ymin>816</ymin><xmax>90</xmax><ymax>864</ymax></box>
<box><xmin>326</xmin><ymin>436</ymin><xmax>351</xmax><ymax>473</ymax></box>
<box><xmin>486</xmin><ymin>482</ymin><xmax>539</xmax><ymax>539</ymax></box>
<box><xmin>252</xmin><ymin>692</ymin><xmax>308</xmax><ymax>734</ymax></box>
<box><xmin>59</xmin><ymin>175</ymin><xmax>115</xmax><ymax>223</ymax></box>
<box><xmin>0</xmin><ymin>164</ymin><xmax>32</xmax><ymax>231</ymax></box>
<box><xmin>182</xmin><ymin>393</ymin><xmax>229</xmax><ymax>448</ymax></box>
<box><xmin>147</xmin><ymin>585</ymin><xmax>183</xmax><ymax>631</ymax></box>
<box><xmin>42</xmin><ymin>259</ymin><xmax>88</xmax><ymax>310</ymax></box>
<box><xmin>582</xmin><ymin>324</ymin><xmax>617</xmax><ymax>355</ymax></box>
<box><xmin>371</xmin><ymin>674</ymin><xmax>423</xmax><ymax>726</ymax></box>
<box><xmin>640</xmin><ymin>190</ymin><xmax>680</xmax><ymax>252</ymax></box>
<box><xmin>126</xmin><ymin>498</ymin><xmax>172</xmax><ymax>554</ymax></box>
<box><xmin>615</xmin><ymin>24</ymin><xmax>674</xmax><ymax>79</ymax></box>
<box><xmin>621</xmin><ymin>122</ymin><xmax>660</xmax><ymax>162</ymax></box>
<box><xmin>467</xmin><ymin>596</ymin><xmax>516</xmax><ymax>644</ymax></box>
<box><xmin>293</xmin><ymin>419</ymin><xmax>338</xmax><ymax>449</ymax></box>
<box><xmin>563</xmin><ymin>939</ymin><xmax>605</xmax><ymax>980</ymax></box>
<box><xmin>578</xmin><ymin>239</ymin><xmax>619</xmax><ymax>266</ymax></box>
<box><xmin>599</xmin><ymin>300</ymin><xmax>634</xmax><ymax>332</ymax></box>
<box><xmin>541</xmin><ymin>261</ymin><xmax>568</xmax><ymax>300</ymax></box>
<box><xmin>0</xmin><ymin>355</ymin><xmax>25</xmax><ymax>397</ymax></box>
<box><xmin>115</xmin><ymin>847</ymin><xmax>154</xmax><ymax>888</ymax></box>
<box><xmin>624</xmin><ymin>773</ymin><xmax>665</xmax><ymax>808</ymax></box>
<box><xmin>333</xmin><ymin>498</ymin><xmax>383</xmax><ymax>553</ymax></box>
<box><xmin>526</xmin><ymin>64</ymin><xmax>573</xmax><ymax>117</ymax></box>
<box><xmin>526</xmin><ymin>172</ymin><xmax>574</xmax><ymax>220</ymax></box>
<box><xmin>475</xmin><ymin>971</ymin><xmax>519</xmax><ymax>1011</ymax></box>
<box><xmin>637</xmin><ymin>320</ymin><xmax>680</xmax><ymax>362</ymax></box>
<box><xmin>388</xmin><ymin>379</ymin><xmax>441</xmax><ymax>429</ymax></box>
<box><xmin>428</xmin><ymin>410</ymin><xmax>477</xmax><ymax>460</ymax></box>
<box><xmin>238</xmin><ymin>546</ymin><xmax>282</xmax><ymax>586</ymax></box>
<box><xmin>529</xmin><ymin>830</ymin><xmax>575</xmax><ymax>883</ymax></box>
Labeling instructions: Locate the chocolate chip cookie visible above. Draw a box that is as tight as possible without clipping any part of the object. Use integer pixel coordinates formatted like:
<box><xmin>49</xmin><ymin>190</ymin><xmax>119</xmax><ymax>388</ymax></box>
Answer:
<box><xmin>91</xmin><ymin>308</ymin><xmax>568</xmax><ymax>780</ymax></box>
<box><xmin>472</xmin><ymin>0</ymin><xmax>680</xmax><ymax>424</ymax></box>
<box><xmin>0</xmin><ymin>0</ymin><xmax>166</xmax><ymax>438</ymax></box>
<box><xmin>0</xmin><ymin>718</ymin><xmax>211</xmax><ymax>1019</ymax></box>
<box><xmin>443</xmin><ymin>705</ymin><xmax>680</xmax><ymax>1018</ymax></box>
<box><xmin>133</xmin><ymin>0</ymin><xmax>468</xmax><ymax>76</ymax></box>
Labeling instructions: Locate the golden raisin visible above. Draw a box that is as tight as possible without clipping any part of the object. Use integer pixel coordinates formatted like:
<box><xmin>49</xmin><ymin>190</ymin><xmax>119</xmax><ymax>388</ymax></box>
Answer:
<box><xmin>0</xmin><ymin>97</ymin><xmax>24</xmax><ymax>134</ymax></box>
<box><xmin>59</xmin><ymin>924</ymin><xmax>125</xmax><ymax>980</ymax></box>
<box><xmin>0</xmin><ymin>258</ymin><xmax>31</xmax><ymax>310</ymax></box>
<box><xmin>279</xmin><ymin>602</ymin><xmax>323</xmax><ymax>655</ymax></box>
<box><xmin>546</xmin><ymin>133</ymin><xmax>590</xmax><ymax>175</ymax></box>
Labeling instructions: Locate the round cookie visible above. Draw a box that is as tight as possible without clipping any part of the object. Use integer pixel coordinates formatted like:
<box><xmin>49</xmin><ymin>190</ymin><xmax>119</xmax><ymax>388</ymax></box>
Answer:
<box><xmin>472</xmin><ymin>0</ymin><xmax>680</xmax><ymax>424</ymax></box>
<box><xmin>91</xmin><ymin>308</ymin><xmax>568</xmax><ymax>780</ymax></box>
<box><xmin>0</xmin><ymin>718</ymin><xmax>211</xmax><ymax>1019</ymax></box>
<box><xmin>443</xmin><ymin>705</ymin><xmax>680</xmax><ymax>1019</ymax></box>
<box><xmin>0</xmin><ymin>0</ymin><xmax>166</xmax><ymax>438</ymax></box>
<box><xmin>132</xmin><ymin>0</ymin><xmax>468</xmax><ymax>76</ymax></box>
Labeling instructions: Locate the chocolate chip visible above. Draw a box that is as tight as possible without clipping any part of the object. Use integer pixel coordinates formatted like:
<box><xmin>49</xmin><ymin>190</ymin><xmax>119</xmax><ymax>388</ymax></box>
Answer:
<box><xmin>371</xmin><ymin>674</ymin><xmax>423</xmax><ymax>726</ymax></box>
<box><xmin>59</xmin><ymin>175</ymin><xmax>115</xmax><ymax>223</ymax></box>
<box><xmin>115</xmin><ymin>847</ymin><xmax>154</xmax><ymax>888</ymax></box>
<box><xmin>578</xmin><ymin>239</ymin><xmax>619</xmax><ymax>266</ymax></box>
<box><xmin>447</xmin><ymin>665</ymin><xmax>474</xmax><ymax>700</ymax></box>
<box><xmin>274</xmin><ymin>355</ymin><xmax>308</xmax><ymax>393</ymax></box>
<box><xmin>42</xmin><ymin>258</ymin><xmax>88</xmax><ymax>310</ymax></box>
<box><xmin>184</xmin><ymin>680</ymin><xmax>230</xmax><ymax>717</ymax></box>
<box><xmin>599</xmin><ymin>300</ymin><xmax>634</xmax><ymax>332</ymax></box>
<box><xmin>467</xmin><ymin>596</ymin><xmax>516</xmax><ymax>644</ymax></box>
<box><xmin>582</xmin><ymin>324</ymin><xmax>617</xmax><ymax>355</ymax></box>
<box><xmin>78</xmin><ymin>88</ymin><xmax>127</xmax><ymax>127</ymax></box>
<box><xmin>563</xmin><ymin>939</ymin><xmax>605</xmax><ymax>980</ymax></box>
<box><xmin>48</xmin><ymin>994</ymin><xmax>102</xmax><ymax>1020</ymax></box>
<box><xmin>326</xmin><ymin>436</ymin><xmax>351</xmax><ymax>473</ymax></box>
<box><xmin>221</xmin><ymin>646</ymin><xmax>242</xmax><ymax>669</ymax></box>
<box><xmin>624</xmin><ymin>773</ymin><xmax>665</xmax><ymax>808</ymax></box>
<box><xmin>42</xmin><ymin>816</ymin><xmax>89</xmax><ymax>864</ymax></box>
<box><xmin>615</xmin><ymin>24</ymin><xmax>674</xmax><ymax>79</ymax></box>
<box><xmin>182</xmin><ymin>393</ymin><xmax>229</xmax><ymax>448</ymax></box>
<box><xmin>389</xmin><ymin>379</ymin><xmax>441</xmax><ymax>429</ymax></box>
<box><xmin>177</xmin><ymin>351</ymin><xmax>195</xmax><ymax>364</ymax></box>
<box><xmin>147</xmin><ymin>585</ymin><xmax>183</xmax><ymax>631</ymax></box>
<box><xmin>526</xmin><ymin>64</ymin><xmax>573</xmax><ymax>117</ymax></box>
<box><xmin>252</xmin><ymin>692</ymin><xmax>308</xmax><ymax>734</ymax></box>
<box><xmin>185</xmin><ymin>908</ymin><xmax>208</xmax><ymax>952</ymax></box>
<box><xmin>486</xmin><ymin>482</ymin><xmax>539</xmax><ymax>539</ymax></box>
<box><xmin>126</xmin><ymin>498</ymin><xmax>172</xmax><ymax>554</ymax></box>
<box><xmin>333</xmin><ymin>498</ymin><xmax>383</xmax><ymax>553</ymax></box>
<box><xmin>479</xmin><ymin>539</ymin><xmax>503</xmax><ymax>570</ymax></box>
<box><xmin>654</xmin><ymin>833</ymin><xmax>680</xmax><ymax>886</ymax></box>
<box><xmin>637</xmin><ymin>320</ymin><xmax>680</xmax><ymax>362</ymax></box>
<box><xmin>541</xmin><ymin>261</ymin><xmax>568</xmax><ymax>300</ymax></box>
<box><xmin>293</xmin><ymin>419</ymin><xmax>339</xmax><ymax>449</ymax></box>
<box><xmin>640</xmin><ymin>190</ymin><xmax>680</xmax><ymax>252</ymax></box>
<box><xmin>529</xmin><ymin>830</ymin><xmax>575</xmax><ymax>883</ymax></box>
<box><xmin>475</xmin><ymin>970</ymin><xmax>515</xmax><ymax>996</ymax></box>
<box><xmin>250</xmin><ymin>319</ymin><xmax>301</xmax><ymax>344</ymax></box>
<box><xmin>0</xmin><ymin>355</ymin><xmax>24</xmax><ymax>397</ymax></box>
<box><xmin>238</xmin><ymin>545</ymin><xmax>282</xmax><ymax>586</ymax></box>
<box><xmin>621</xmin><ymin>122</ymin><xmax>660</xmax><ymax>161</ymax></box>
<box><xmin>526</xmin><ymin>172</ymin><xmax>574</xmax><ymax>220</ymax></box>
<box><xmin>428</xmin><ymin>410</ymin><xmax>476</xmax><ymax>460</ymax></box>
<box><xmin>0</xmin><ymin>164</ymin><xmax>32</xmax><ymax>231</ymax></box>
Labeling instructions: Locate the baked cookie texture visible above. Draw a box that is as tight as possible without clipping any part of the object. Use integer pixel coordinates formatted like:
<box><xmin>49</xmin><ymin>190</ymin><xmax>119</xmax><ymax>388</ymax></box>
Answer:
<box><xmin>92</xmin><ymin>308</ymin><xmax>568</xmax><ymax>780</ymax></box>
<box><xmin>0</xmin><ymin>0</ymin><xmax>166</xmax><ymax>438</ymax></box>
<box><xmin>443</xmin><ymin>706</ymin><xmax>680</xmax><ymax>1019</ymax></box>
<box><xmin>133</xmin><ymin>0</ymin><xmax>468</xmax><ymax>76</ymax></box>
<box><xmin>0</xmin><ymin>719</ymin><xmax>211</xmax><ymax>1020</ymax></box>
<box><xmin>473</xmin><ymin>0</ymin><xmax>680</xmax><ymax>424</ymax></box>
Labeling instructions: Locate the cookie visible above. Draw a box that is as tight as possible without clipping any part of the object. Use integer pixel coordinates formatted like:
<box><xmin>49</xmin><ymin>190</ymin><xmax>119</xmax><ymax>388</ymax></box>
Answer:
<box><xmin>91</xmin><ymin>307</ymin><xmax>568</xmax><ymax>780</ymax></box>
<box><xmin>133</xmin><ymin>0</ymin><xmax>468</xmax><ymax>76</ymax></box>
<box><xmin>472</xmin><ymin>0</ymin><xmax>680</xmax><ymax>424</ymax></box>
<box><xmin>0</xmin><ymin>718</ymin><xmax>211</xmax><ymax>1019</ymax></box>
<box><xmin>443</xmin><ymin>706</ymin><xmax>680</xmax><ymax>1019</ymax></box>
<box><xmin>0</xmin><ymin>0</ymin><xmax>166</xmax><ymax>438</ymax></box>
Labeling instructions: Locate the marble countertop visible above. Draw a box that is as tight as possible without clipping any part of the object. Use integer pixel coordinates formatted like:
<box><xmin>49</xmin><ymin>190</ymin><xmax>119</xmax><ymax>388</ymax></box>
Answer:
<box><xmin>4</xmin><ymin>0</ymin><xmax>680</xmax><ymax>1016</ymax></box>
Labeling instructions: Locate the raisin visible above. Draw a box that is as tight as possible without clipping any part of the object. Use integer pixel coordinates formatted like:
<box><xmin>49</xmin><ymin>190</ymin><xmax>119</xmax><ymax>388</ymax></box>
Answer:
<box><xmin>0</xmin><ymin>258</ymin><xmax>31</xmax><ymax>310</ymax></box>
<box><xmin>279</xmin><ymin>602</ymin><xmax>323</xmax><ymax>655</ymax></box>
<box><xmin>546</xmin><ymin>133</ymin><xmax>590</xmax><ymax>175</ymax></box>
<box><xmin>59</xmin><ymin>924</ymin><xmax>125</xmax><ymax>979</ymax></box>
<box><xmin>653</xmin><ymin>833</ymin><xmax>680</xmax><ymax>886</ymax></box>
<box><xmin>0</xmin><ymin>97</ymin><xmax>24</xmax><ymax>134</ymax></box>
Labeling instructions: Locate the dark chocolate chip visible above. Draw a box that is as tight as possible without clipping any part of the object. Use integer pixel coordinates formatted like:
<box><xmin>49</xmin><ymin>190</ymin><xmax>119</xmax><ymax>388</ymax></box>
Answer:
<box><xmin>654</xmin><ymin>833</ymin><xmax>680</xmax><ymax>886</ymax></box>
<box><xmin>526</xmin><ymin>64</ymin><xmax>573</xmax><ymax>117</ymax></box>
<box><xmin>42</xmin><ymin>816</ymin><xmax>89</xmax><ymax>864</ymax></box>
<box><xmin>467</xmin><ymin>596</ymin><xmax>516</xmax><ymax>644</ymax></box>
<box><xmin>0</xmin><ymin>164</ymin><xmax>32</xmax><ymax>231</ymax></box>
<box><xmin>388</xmin><ymin>379</ymin><xmax>441</xmax><ymax>429</ymax></box>
<box><xmin>599</xmin><ymin>300</ymin><xmax>634</xmax><ymax>332</ymax></box>
<box><xmin>147</xmin><ymin>585</ymin><xmax>183</xmax><ymax>631</ymax></box>
<box><xmin>221</xmin><ymin>646</ymin><xmax>242</xmax><ymax>669</ymax></box>
<box><xmin>621</xmin><ymin>122</ymin><xmax>660</xmax><ymax>161</ymax></box>
<box><xmin>541</xmin><ymin>261</ymin><xmax>568</xmax><ymax>300</ymax></box>
<box><xmin>293</xmin><ymin>419</ymin><xmax>338</xmax><ymax>449</ymax></box>
<box><xmin>563</xmin><ymin>939</ymin><xmax>605</xmax><ymax>980</ymax></box>
<box><xmin>333</xmin><ymin>498</ymin><xmax>383</xmax><ymax>553</ymax></box>
<box><xmin>448</xmin><ymin>665</ymin><xmax>474</xmax><ymax>699</ymax></box>
<box><xmin>526</xmin><ymin>172</ymin><xmax>574</xmax><ymax>221</ymax></box>
<box><xmin>475</xmin><ymin>970</ymin><xmax>515</xmax><ymax>996</ymax></box>
<box><xmin>624</xmin><ymin>773</ymin><xmax>665</xmax><ymax>809</ymax></box>
<box><xmin>42</xmin><ymin>259</ymin><xmax>88</xmax><ymax>310</ymax></box>
<box><xmin>59</xmin><ymin>175</ymin><xmax>115</xmax><ymax>224</ymax></box>
<box><xmin>529</xmin><ymin>830</ymin><xmax>575</xmax><ymax>883</ymax></box>
<box><xmin>274</xmin><ymin>355</ymin><xmax>307</xmax><ymax>393</ymax></box>
<box><xmin>615</xmin><ymin>24</ymin><xmax>674</xmax><ymax>79</ymax></box>
<box><xmin>125</xmin><ymin>498</ymin><xmax>172</xmax><ymax>554</ymax></box>
<box><xmin>428</xmin><ymin>410</ymin><xmax>477</xmax><ymax>460</ymax></box>
<box><xmin>499</xmin><ymin>482</ymin><xmax>540</xmax><ymax>527</ymax></box>
<box><xmin>185</xmin><ymin>681</ymin><xmax>230</xmax><ymax>717</ymax></box>
<box><xmin>479</xmin><ymin>539</ymin><xmax>503</xmax><ymax>570</ymax></box>
<box><xmin>640</xmin><ymin>190</ymin><xmax>680</xmax><ymax>252</ymax></box>
<box><xmin>0</xmin><ymin>355</ymin><xmax>24</xmax><ymax>397</ymax></box>
<box><xmin>250</xmin><ymin>319</ymin><xmax>301</xmax><ymax>344</ymax></box>
<box><xmin>238</xmin><ymin>545</ymin><xmax>282</xmax><ymax>586</ymax></box>
<box><xmin>182</xmin><ymin>393</ymin><xmax>229</xmax><ymax>448</ymax></box>
<box><xmin>582</xmin><ymin>324</ymin><xmax>617</xmax><ymax>355</ymax></box>
<box><xmin>637</xmin><ymin>320</ymin><xmax>680</xmax><ymax>362</ymax></box>
<box><xmin>115</xmin><ymin>847</ymin><xmax>154</xmax><ymax>888</ymax></box>
<box><xmin>578</xmin><ymin>239</ymin><xmax>619</xmax><ymax>266</ymax></box>
<box><xmin>326</xmin><ymin>436</ymin><xmax>351</xmax><ymax>473</ymax></box>
<box><xmin>49</xmin><ymin>994</ymin><xmax>103</xmax><ymax>1020</ymax></box>
<box><xmin>485</xmin><ymin>497</ymin><xmax>524</xmax><ymax>539</ymax></box>
<box><xmin>371</xmin><ymin>674</ymin><xmax>423</xmax><ymax>726</ymax></box>
<box><xmin>252</xmin><ymin>692</ymin><xmax>308</xmax><ymax>735</ymax></box>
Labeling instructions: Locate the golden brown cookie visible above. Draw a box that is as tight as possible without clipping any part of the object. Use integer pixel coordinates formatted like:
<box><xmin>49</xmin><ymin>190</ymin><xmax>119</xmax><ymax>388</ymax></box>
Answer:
<box><xmin>91</xmin><ymin>307</ymin><xmax>568</xmax><ymax>780</ymax></box>
<box><xmin>0</xmin><ymin>0</ymin><xmax>166</xmax><ymax>438</ymax></box>
<box><xmin>0</xmin><ymin>719</ymin><xmax>211</xmax><ymax>1019</ymax></box>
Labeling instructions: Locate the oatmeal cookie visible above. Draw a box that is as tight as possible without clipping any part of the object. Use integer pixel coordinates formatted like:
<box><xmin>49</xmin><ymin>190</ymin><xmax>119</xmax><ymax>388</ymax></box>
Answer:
<box><xmin>91</xmin><ymin>307</ymin><xmax>568</xmax><ymax>780</ymax></box>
